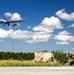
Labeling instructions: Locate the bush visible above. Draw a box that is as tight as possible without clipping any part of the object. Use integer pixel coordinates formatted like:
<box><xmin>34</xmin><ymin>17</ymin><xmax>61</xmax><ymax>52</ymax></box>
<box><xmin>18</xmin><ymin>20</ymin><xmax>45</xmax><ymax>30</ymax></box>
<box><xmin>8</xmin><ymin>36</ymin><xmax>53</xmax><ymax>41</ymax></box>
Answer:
<box><xmin>0</xmin><ymin>60</ymin><xmax>63</xmax><ymax>66</ymax></box>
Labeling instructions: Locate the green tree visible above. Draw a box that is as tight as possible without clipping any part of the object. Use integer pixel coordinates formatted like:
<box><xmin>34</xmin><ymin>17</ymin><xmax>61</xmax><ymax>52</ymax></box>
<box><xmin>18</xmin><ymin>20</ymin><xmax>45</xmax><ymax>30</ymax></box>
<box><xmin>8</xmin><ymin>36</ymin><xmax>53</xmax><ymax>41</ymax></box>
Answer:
<box><xmin>24</xmin><ymin>53</ymin><xmax>34</xmax><ymax>60</ymax></box>
<box><xmin>41</xmin><ymin>50</ymin><xmax>48</xmax><ymax>52</ymax></box>
<box><xmin>52</xmin><ymin>50</ymin><xmax>68</xmax><ymax>64</ymax></box>
<box><xmin>0</xmin><ymin>52</ymin><xmax>5</xmax><ymax>59</ymax></box>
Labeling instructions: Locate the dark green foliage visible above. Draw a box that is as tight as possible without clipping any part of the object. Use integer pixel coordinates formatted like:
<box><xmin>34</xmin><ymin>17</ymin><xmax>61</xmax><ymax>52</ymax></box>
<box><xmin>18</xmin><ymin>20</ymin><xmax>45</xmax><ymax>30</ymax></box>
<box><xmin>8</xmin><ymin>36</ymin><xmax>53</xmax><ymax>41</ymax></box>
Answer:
<box><xmin>4</xmin><ymin>52</ymin><xmax>12</xmax><ymax>59</ymax></box>
<box><xmin>24</xmin><ymin>53</ymin><xmax>34</xmax><ymax>60</ymax></box>
<box><xmin>41</xmin><ymin>50</ymin><xmax>48</xmax><ymax>52</ymax></box>
<box><xmin>0</xmin><ymin>52</ymin><xmax>5</xmax><ymax>59</ymax></box>
<box><xmin>52</xmin><ymin>50</ymin><xmax>68</xmax><ymax>64</ymax></box>
<box><xmin>0</xmin><ymin>51</ymin><xmax>34</xmax><ymax>60</ymax></box>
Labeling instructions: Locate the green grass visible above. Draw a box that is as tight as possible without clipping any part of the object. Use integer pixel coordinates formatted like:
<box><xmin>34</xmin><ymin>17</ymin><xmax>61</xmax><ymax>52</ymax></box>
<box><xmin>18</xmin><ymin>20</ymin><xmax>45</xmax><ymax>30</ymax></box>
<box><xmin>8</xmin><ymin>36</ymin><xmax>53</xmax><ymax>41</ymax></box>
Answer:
<box><xmin>0</xmin><ymin>60</ymin><xmax>68</xmax><ymax>66</ymax></box>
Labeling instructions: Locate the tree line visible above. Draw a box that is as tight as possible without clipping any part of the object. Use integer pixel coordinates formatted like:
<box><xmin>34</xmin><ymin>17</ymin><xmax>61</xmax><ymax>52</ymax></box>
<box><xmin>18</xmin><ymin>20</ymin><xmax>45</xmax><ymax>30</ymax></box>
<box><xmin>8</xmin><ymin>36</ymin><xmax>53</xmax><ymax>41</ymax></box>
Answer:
<box><xmin>0</xmin><ymin>51</ymin><xmax>34</xmax><ymax>60</ymax></box>
<box><xmin>52</xmin><ymin>50</ymin><xmax>74</xmax><ymax>64</ymax></box>
<box><xmin>0</xmin><ymin>50</ymin><xmax>74</xmax><ymax>64</ymax></box>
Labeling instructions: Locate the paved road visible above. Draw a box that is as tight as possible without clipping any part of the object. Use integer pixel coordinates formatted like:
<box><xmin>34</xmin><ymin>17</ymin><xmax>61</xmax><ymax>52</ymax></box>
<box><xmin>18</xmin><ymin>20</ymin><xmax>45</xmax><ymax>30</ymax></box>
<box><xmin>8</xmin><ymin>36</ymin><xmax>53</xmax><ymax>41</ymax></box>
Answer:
<box><xmin>0</xmin><ymin>67</ymin><xmax>74</xmax><ymax>75</ymax></box>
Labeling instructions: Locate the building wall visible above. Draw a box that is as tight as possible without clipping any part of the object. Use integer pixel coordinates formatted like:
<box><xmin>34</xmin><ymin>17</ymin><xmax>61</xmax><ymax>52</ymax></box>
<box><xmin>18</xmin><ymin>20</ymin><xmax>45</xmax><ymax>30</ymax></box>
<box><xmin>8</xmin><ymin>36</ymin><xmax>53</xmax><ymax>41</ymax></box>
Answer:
<box><xmin>34</xmin><ymin>52</ymin><xmax>54</xmax><ymax>62</ymax></box>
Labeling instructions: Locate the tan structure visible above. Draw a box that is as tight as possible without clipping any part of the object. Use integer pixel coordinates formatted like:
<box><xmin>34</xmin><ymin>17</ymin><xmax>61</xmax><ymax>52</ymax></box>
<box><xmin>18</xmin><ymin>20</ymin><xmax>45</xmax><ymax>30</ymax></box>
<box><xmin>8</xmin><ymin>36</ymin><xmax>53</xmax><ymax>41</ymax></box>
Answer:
<box><xmin>34</xmin><ymin>52</ymin><xmax>54</xmax><ymax>62</ymax></box>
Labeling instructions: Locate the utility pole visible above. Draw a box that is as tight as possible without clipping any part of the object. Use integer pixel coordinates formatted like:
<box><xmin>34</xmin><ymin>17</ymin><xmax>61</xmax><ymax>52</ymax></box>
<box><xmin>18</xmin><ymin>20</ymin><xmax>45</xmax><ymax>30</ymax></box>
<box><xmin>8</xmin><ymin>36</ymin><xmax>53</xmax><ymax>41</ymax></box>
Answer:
<box><xmin>11</xmin><ymin>39</ymin><xmax>14</xmax><ymax>59</ymax></box>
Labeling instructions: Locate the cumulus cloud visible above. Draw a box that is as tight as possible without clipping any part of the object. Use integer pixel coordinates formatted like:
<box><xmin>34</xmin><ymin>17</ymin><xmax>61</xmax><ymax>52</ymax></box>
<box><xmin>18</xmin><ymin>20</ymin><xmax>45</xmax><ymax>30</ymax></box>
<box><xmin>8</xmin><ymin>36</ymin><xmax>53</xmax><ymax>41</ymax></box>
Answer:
<box><xmin>0</xmin><ymin>28</ymin><xmax>32</xmax><ymax>40</ymax></box>
<box><xmin>55</xmin><ymin>35</ymin><xmax>73</xmax><ymax>41</ymax></box>
<box><xmin>58</xmin><ymin>30</ymin><xmax>71</xmax><ymax>35</ymax></box>
<box><xmin>25</xmin><ymin>32</ymin><xmax>52</xmax><ymax>44</ymax></box>
<box><xmin>33</xmin><ymin>25</ymin><xmax>54</xmax><ymax>33</ymax></box>
<box><xmin>4</xmin><ymin>12</ymin><xmax>22</xmax><ymax>20</ymax></box>
<box><xmin>54</xmin><ymin>30</ymin><xmax>74</xmax><ymax>45</ymax></box>
<box><xmin>11</xmin><ymin>30</ymin><xmax>52</xmax><ymax>44</ymax></box>
<box><xmin>68</xmin><ymin>24</ymin><xmax>74</xmax><ymax>27</ymax></box>
<box><xmin>56</xmin><ymin>9</ymin><xmax>74</xmax><ymax>21</ymax></box>
<box><xmin>0</xmin><ymin>28</ymin><xmax>52</xmax><ymax>43</ymax></box>
<box><xmin>41</xmin><ymin>16</ymin><xmax>63</xmax><ymax>29</ymax></box>
<box><xmin>0</xmin><ymin>14</ymin><xmax>64</xmax><ymax>43</ymax></box>
<box><xmin>0</xmin><ymin>28</ymin><xmax>13</xmax><ymax>38</ymax></box>
<box><xmin>4</xmin><ymin>12</ymin><xmax>12</xmax><ymax>17</ymax></box>
<box><xmin>1</xmin><ymin>10</ymin><xmax>74</xmax><ymax>44</ymax></box>
<box><xmin>56</xmin><ymin>41</ymin><xmax>69</xmax><ymax>45</ymax></box>
<box><xmin>33</xmin><ymin>16</ymin><xmax>63</xmax><ymax>33</ymax></box>
<box><xmin>10</xmin><ymin>30</ymin><xmax>33</xmax><ymax>39</ymax></box>
<box><xmin>10</xmin><ymin>12</ymin><xmax>22</xmax><ymax>20</ymax></box>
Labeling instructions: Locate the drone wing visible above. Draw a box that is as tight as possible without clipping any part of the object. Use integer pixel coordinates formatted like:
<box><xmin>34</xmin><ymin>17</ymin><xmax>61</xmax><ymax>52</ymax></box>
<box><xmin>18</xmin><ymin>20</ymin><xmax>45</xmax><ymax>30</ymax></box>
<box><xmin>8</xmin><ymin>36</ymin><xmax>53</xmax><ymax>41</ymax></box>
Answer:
<box><xmin>0</xmin><ymin>21</ymin><xmax>5</xmax><ymax>24</ymax></box>
<box><xmin>6</xmin><ymin>19</ymin><xmax>25</xmax><ymax>23</ymax></box>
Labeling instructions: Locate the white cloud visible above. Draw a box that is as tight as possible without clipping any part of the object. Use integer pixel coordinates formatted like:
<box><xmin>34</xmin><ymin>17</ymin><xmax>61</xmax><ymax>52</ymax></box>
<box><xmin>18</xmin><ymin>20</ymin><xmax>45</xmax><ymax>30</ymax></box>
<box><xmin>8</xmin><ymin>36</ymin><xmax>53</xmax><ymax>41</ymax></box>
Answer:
<box><xmin>54</xmin><ymin>30</ymin><xmax>74</xmax><ymax>45</ymax></box>
<box><xmin>10</xmin><ymin>30</ymin><xmax>33</xmax><ymax>39</ymax></box>
<box><xmin>4</xmin><ymin>12</ymin><xmax>12</xmax><ymax>17</ymax></box>
<box><xmin>28</xmin><ymin>26</ymin><xmax>31</xmax><ymax>29</ymax></box>
<box><xmin>4</xmin><ymin>12</ymin><xmax>22</xmax><ymax>20</ymax></box>
<box><xmin>10</xmin><ymin>12</ymin><xmax>22</xmax><ymax>20</ymax></box>
<box><xmin>0</xmin><ymin>28</ymin><xmax>13</xmax><ymax>38</ymax></box>
<box><xmin>55</xmin><ymin>35</ymin><xmax>73</xmax><ymax>41</ymax></box>
<box><xmin>56</xmin><ymin>41</ymin><xmax>69</xmax><ymax>45</ymax></box>
<box><xmin>0</xmin><ymin>13</ymin><xmax>64</xmax><ymax>44</ymax></box>
<box><xmin>41</xmin><ymin>16</ymin><xmax>63</xmax><ymax>29</ymax></box>
<box><xmin>68</xmin><ymin>24</ymin><xmax>74</xmax><ymax>27</ymax></box>
<box><xmin>2</xmin><ymin>10</ymin><xmax>74</xmax><ymax>44</ymax></box>
<box><xmin>11</xmin><ymin>30</ymin><xmax>52</xmax><ymax>44</ymax></box>
<box><xmin>25</xmin><ymin>39</ymin><xmax>48</xmax><ymax>44</ymax></box>
<box><xmin>58</xmin><ymin>30</ymin><xmax>71</xmax><ymax>35</ymax></box>
<box><xmin>33</xmin><ymin>16</ymin><xmax>63</xmax><ymax>33</ymax></box>
<box><xmin>0</xmin><ymin>28</ymin><xmax>52</xmax><ymax>43</ymax></box>
<box><xmin>25</xmin><ymin>32</ymin><xmax>52</xmax><ymax>44</ymax></box>
<box><xmin>56</xmin><ymin>9</ymin><xmax>74</xmax><ymax>21</ymax></box>
<box><xmin>33</xmin><ymin>25</ymin><xmax>54</xmax><ymax>33</ymax></box>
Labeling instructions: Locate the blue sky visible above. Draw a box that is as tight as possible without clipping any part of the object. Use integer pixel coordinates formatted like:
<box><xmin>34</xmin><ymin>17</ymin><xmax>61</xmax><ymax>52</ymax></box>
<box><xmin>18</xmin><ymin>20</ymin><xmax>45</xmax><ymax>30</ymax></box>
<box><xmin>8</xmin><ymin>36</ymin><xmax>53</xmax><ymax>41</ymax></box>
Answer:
<box><xmin>0</xmin><ymin>0</ymin><xmax>74</xmax><ymax>53</ymax></box>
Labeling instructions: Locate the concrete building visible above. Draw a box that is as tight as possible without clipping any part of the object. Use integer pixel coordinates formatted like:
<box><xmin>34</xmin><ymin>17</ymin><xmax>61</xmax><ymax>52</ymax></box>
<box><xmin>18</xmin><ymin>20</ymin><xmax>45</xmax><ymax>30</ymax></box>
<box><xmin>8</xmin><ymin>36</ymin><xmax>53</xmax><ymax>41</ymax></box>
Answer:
<box><xmin>34</xmin><ymin>52</ymin><xmax>54</xmax><ymax>62</ymax></box>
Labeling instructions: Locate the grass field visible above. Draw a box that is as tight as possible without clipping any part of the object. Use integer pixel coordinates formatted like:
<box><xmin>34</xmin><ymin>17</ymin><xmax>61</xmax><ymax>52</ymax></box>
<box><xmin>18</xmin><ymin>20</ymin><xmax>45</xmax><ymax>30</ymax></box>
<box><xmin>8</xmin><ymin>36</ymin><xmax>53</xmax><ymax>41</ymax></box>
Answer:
<box><xmin>0</xmin><ymin>60</ymin><xmax>65</xmax><ymax>66</ymax></box>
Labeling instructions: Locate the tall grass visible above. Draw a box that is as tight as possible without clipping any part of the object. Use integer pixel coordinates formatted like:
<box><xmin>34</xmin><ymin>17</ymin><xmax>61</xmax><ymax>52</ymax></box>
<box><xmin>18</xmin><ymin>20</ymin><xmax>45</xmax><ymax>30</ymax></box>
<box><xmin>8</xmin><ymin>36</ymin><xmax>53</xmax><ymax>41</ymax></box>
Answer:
<box><xmin>0</xmin><ymin>60</ymin><xmax>64</xmax><ymax>66</ymax></box>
